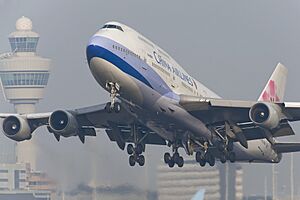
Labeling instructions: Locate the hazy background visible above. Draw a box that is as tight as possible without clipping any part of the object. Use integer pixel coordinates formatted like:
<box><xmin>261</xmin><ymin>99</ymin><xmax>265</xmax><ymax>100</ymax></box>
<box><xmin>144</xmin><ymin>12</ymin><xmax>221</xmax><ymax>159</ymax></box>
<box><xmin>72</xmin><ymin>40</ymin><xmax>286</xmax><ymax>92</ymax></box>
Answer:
<box><xmin>1</xmin><ymin>0</ymin><xmax>300</xmax><ymax>197</ymax></box>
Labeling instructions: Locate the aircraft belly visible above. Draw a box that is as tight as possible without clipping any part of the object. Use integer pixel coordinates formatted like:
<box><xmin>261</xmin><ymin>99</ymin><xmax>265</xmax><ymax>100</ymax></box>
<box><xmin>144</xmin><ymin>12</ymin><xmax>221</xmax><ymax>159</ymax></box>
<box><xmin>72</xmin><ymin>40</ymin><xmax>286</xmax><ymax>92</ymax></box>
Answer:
<box><xmin>89</xmin><ymin>57</ymin><xmax>143</xmax><ymax>105</ymax></box>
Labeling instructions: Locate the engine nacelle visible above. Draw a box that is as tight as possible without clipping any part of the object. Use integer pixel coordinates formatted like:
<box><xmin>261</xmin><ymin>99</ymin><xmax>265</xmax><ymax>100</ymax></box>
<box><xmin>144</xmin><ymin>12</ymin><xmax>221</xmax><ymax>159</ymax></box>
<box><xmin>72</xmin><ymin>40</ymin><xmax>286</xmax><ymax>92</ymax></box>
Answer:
<box><xmin>2</xmin><ymin>116</ymin><xmax>31</xmax><ymax>141</ymax></box>
<box><xmin>49</xmin><ymin>110</ymin><xmax>79</xmax><ymax>137</ymax></box>
<box><xmin>249</xmin><ymin>102</ymin><xmax>282</xmax><ymax>129</ymax></box>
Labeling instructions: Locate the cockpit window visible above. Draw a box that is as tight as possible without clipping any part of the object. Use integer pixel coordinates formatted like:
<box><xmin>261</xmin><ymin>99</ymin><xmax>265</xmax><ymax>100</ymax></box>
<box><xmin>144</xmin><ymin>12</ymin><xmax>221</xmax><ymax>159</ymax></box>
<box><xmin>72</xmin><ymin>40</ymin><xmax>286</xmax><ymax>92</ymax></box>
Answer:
<box><xmin>102</xmin><ymin>24</ymin><xmax>124</xmax><ymax>32</ymax></box>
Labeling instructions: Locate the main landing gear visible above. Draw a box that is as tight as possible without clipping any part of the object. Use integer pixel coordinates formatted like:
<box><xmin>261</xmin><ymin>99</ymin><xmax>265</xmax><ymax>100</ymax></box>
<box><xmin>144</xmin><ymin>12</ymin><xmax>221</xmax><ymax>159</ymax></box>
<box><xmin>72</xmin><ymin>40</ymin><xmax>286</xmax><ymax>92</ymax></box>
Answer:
<box><xmin>195</xmin><ymin>142</ymin><xmax>216</xmax><ymax>167</ymax></box>
<box><xmin>126</xmin><ymin>124</ymin><xmax>148</xmax><ymax>167</ymax></box>
<box><xmin>164</xmin><ymin>142</ymin><xmax>184</xmax><ymax>168</ymax></box>
<box><xmin>127</xmin><ymin>143</ymin><xmax>145</xmax><ymax>166</ymax></box>
<box><xmin>105</xmin><ymin>82</ymin><xmax>121</xmax><ymax>113</ymax></box>
<box><xmin>164</xmin><ymin>151</ymin><xmax>184</xmax><ymax>168</ymax></box>
<box><xmin>217</xmin><ymin>140</ymin><xmax>236</xmax><ymax>164</ymax></box>
<box><xmin>194</xmin><ymin>140</ymin><xmax>236</xmax><ymax>167</ymax></box>
<box><xmin>196</xmin><ymin>151</ymin><xmax>216</xmax><ymax>167</ymax></box>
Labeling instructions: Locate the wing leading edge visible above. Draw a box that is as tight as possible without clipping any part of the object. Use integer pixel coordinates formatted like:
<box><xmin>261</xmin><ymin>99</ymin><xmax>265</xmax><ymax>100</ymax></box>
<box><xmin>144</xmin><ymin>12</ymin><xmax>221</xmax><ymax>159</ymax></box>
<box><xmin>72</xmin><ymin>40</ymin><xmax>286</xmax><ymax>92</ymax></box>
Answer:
<box><xmin>0</xmin><ymin>103</ymin><xmax>166</xmax><ymax>147</ymax></box>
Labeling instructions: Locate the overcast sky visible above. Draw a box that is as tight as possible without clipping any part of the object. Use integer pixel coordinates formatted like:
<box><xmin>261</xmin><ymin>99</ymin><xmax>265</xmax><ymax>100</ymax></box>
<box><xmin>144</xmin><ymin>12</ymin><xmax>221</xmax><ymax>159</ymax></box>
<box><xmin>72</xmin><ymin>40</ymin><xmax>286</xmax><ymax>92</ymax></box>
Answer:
<box><xmin>1</xmin><ymin>0</ymin><xmax>300</xmax><ymax>197</ymax></box>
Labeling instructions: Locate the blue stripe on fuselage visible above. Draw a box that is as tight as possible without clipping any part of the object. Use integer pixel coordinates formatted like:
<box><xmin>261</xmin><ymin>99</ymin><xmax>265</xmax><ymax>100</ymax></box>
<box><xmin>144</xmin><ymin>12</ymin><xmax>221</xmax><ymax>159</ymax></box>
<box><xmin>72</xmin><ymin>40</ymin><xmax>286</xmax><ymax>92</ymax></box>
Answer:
<box><xmin>86</xmin><ymin>44</ymin><xmax>153</xmax><ymax>89</ymax></box>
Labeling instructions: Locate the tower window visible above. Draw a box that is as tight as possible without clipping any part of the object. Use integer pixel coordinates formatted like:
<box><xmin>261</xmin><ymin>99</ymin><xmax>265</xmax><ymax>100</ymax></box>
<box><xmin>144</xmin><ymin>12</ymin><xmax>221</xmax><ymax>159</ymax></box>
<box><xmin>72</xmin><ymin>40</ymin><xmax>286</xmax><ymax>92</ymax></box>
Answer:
<box><xmin>9</xmin><ymin>37</ymin><xmax>39</xmax><ymax>52</ymax></box>
<box><xmin>0</xmin><ymin>72</ymin><xmax>50</xmax><ymax>87</ymax></box>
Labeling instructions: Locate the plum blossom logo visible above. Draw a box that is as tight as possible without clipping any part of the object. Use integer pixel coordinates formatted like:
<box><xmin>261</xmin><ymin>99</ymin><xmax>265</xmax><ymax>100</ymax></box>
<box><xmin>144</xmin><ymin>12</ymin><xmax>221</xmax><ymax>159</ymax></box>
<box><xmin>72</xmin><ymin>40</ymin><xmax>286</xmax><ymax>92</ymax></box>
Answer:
<box><xmin>261</xmin><ymin>80</ymin><xmax>280</xmax><ymax>102</ymax></box>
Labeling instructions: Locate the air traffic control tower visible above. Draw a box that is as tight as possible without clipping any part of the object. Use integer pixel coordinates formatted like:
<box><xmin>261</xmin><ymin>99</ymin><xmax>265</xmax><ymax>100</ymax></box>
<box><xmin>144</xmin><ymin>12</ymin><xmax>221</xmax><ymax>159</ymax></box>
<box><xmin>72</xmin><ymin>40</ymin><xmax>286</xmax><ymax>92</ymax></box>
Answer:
<box><xmin>0</xmin><ymin>16</ymin><xmax>51</xmax><ymax>169</ymax></box>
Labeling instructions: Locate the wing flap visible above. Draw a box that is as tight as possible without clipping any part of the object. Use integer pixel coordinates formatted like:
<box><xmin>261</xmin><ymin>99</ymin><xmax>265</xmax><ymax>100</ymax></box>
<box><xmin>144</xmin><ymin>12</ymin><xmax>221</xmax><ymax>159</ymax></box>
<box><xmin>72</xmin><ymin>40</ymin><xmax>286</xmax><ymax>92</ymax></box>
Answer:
<box><xmin>105</xmin><ymin>124</ymin><xmax>166</xmax><ymax>145</ymax></box>
<box><xmin>239</xmin><ymin>121</ymin><xmax>294</xmax><ymax>140</ymax></box>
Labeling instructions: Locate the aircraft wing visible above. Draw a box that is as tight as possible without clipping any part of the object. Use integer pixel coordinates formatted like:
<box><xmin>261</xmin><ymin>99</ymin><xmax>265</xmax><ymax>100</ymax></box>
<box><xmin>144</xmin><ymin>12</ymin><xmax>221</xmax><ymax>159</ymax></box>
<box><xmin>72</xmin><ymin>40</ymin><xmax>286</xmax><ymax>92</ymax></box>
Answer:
<box><xmin>180</xmin><ymin>96</ymin><xmax>256</xmax><ymax>124</ymax></box>
<box><xmin>273</xmin><ymin>142</ymin><xmax>300</xmax><ymax>153</ymax></box>
<box><xmin>180</xmin><ymin>95</ymin><xmax>300</xmax><ymax>142</ymax></box>
<box><xmin>0</xmin><ymin>103</ymin><xmax>166</xmax><ymax>149</ymax></box>
<box><xmin>282</xmin><ymin>102</ymin><xmax>300</xmax><ymax>121</ymax></box>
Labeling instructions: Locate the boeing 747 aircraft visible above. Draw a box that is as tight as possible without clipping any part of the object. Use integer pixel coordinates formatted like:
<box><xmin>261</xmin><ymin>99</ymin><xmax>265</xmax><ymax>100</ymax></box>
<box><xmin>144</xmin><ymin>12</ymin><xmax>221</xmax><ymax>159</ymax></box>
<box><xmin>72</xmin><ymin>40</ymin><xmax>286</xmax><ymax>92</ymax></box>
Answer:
<box><xmin>2</xmin><ymin>22</ymin><xmax>300</xmax><ymax>168</ymax></box>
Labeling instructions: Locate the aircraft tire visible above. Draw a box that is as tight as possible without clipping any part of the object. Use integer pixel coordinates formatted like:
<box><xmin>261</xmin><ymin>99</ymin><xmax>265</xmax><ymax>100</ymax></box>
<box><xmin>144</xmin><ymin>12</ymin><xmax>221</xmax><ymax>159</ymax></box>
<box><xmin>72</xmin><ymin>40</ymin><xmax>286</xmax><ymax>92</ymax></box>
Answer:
<box><xmin>199</xmin><ymin>159</ymin><xmax>206</xmax><ymax>167</ymax></box>
<box><xmin>135</xmin><ymin>144</ymin><xmax>143</xmax><ymax>155</ymax></box>
<box><xmin>129</xmin><ymin>155</ymin><xmax>135</xmax><ymax>166</ymax></box>
<box><xmin>168</xmin><ymin>159</ymin><xmax>175</xmax><ymax>168</ymax></box>
<box><xmin>177</xmin><ymin>156</ymin><xmax>184</xmax><ymax>168</ymax></box>
<box><xmin>127</xmin><ymin>144</ymin><xmax>134</xmax><ymax>155</ymax></box>
<box><xmin>228</xmin><ymin>152</ymin><xmax>236</xmax><ymax>163</ymax></box>
<box><xmin>138</xmin><ymin>155</ymin><xmax>145</xmax><ymax>166</ymax></box>
<box><xmin>114</xmin><ymin>102</ymin><xmax>121</xmax><ymax>113</ymax></box>
<box><xmin>164</xmin><ymin>152</ymin><xmax>171</xmax><ymax>164</ymax></box>
<box><xmin>217</xmin><ymin>142</ymin><xmax>226</xmax><ymax>152</ymax></box>
<box><xmin>173</xmin><ymin>152</ymin><xmax>180</xmax><ymax>163</ymax></box>
<box><xmin>227</xmin><ymin>141</ymin><xmax>234</xmax><ymax>152</ymax></box>
<box><xmin>208</xmin><ymin>156</ymin><xmax>215</xmax><ymax>166</ymax></box>
<box><xmin>220</xmin><ymin>154</ymin><xmax>227</xmax><ymax>163</ymax></box>
<box><xmin>205</xmin><ymin>153</ymin><xmax>215</xmax><ymax>167</ymax></box>
<box><xmin>195</xmin><ymin>152</ymin><xmax>202</xmax><ymax>162</ymax></box>
<box><xmin>105</xmin><ymin>102</ymin><xmax>112</xmax><ymax>113</ymax></box>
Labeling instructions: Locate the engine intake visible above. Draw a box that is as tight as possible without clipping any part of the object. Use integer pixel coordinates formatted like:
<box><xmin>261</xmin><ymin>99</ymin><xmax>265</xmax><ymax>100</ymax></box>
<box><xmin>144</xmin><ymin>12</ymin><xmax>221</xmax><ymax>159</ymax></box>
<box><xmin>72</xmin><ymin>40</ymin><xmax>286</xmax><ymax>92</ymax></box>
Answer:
<box><xmin>49</xmin><ymin>110</ymin><xmax>79</xmax><ymax>137</ymax></box>
<box><xmin>2</xmin><ymin>116</ymin><xmax>31</xmax><ymax>141</ymax></box>
<box><xmin>249</xmin><ymin>102</ymin><xmax>282</xmax><ymax>129</ymax></box>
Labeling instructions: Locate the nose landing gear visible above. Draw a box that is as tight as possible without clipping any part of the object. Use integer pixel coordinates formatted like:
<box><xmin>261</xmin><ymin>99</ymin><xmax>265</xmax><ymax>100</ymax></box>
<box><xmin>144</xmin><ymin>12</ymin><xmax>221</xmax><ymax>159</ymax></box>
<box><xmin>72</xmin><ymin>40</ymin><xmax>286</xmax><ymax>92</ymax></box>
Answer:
<box><xmin>105</xmin><ymin>82</ymin><xmax>121</xmax><ymax>113</ymax></box>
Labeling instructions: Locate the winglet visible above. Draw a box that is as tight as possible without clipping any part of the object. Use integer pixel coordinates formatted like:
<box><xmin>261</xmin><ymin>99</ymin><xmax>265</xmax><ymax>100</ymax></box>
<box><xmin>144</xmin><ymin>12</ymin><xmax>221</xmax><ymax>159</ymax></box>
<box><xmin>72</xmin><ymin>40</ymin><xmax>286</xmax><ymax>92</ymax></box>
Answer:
<box><xmin>258</xmin><ymin>63</ymin><xmax>288</xmax><ymax>103</ymax></box>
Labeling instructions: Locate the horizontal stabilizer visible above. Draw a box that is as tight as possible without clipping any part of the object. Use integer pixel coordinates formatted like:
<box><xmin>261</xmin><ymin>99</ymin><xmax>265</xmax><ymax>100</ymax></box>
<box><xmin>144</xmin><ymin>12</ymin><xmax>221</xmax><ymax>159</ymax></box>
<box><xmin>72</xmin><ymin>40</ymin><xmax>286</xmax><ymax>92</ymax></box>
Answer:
<box><xmin>273</xmin><ymin>143</ymin><xmax>300</xmax><ymax>153</ymax></box>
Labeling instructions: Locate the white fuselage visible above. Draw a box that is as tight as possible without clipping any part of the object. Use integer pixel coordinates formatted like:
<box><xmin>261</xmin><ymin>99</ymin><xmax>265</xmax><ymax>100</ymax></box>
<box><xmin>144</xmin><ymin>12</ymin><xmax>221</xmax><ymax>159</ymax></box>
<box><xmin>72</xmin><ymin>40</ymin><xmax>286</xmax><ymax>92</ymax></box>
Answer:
<box><xmin>86</xmin><ymin>22</ymin><xmax>281</xmax><ymax>163</ymax></box>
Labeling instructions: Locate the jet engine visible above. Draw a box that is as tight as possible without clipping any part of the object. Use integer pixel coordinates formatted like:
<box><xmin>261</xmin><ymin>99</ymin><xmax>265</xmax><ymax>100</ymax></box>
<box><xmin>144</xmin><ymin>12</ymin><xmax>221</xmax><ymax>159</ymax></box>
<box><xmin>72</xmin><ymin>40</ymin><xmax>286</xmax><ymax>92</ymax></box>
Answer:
<box><xmin>49</xmin><ymin>110</ymin><xmax>79</xmax><ymax>137</ymax></box>
<box><xmin>2</xmin><ymin>116</ymin><xmax>31</xmax><ymax>141</ymax></box>
<box><xmin>249</xmin><ymin>102</ymin><xmax>282</xmax><ymax>129</ymax></box>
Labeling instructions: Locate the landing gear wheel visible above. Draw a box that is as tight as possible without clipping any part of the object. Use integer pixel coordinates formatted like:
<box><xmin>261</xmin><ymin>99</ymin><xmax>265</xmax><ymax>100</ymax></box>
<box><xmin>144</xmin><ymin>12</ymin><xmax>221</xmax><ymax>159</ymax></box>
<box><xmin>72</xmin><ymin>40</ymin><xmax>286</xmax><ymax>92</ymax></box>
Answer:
<box><xmin>105</xmin><ymin>102</ymin><xmax>112</xmax><ymax>113</ymax></box>
<box><xmin>135</xmin><ymin>144</ymin><xmax>143</xmax><ymax>155</ymax></box>
<box><xmin>208</xmin><ymin>157</ymin><xmax>215</xmax><ymax>166</ymax></box>
<box><xmin>195</xmin><ymin>152</ymin><xmax>202</xmax><ymax>163</ymax></box>
<box><xmin>227</xmin><ymin>141</ymin><xmax>234</xmax><ymax>152</ymax></box>
<box><xmin>114</xmin><ymin>102</ymin><xmax>121</xmax><ymax>113</ymax></box>
<box><xmin>168</xmin><ymin>159</ymin><xmax>175</xmax><ymax>168</ymax></box>
<box><xmin>173</xmin><ymin>152</ymin><xmax>180</xmax><ymax>163</ymax></box>
<box><xmin>137</xmin><ymin>155</ymin><xmax>145</xmax><ymax>166</ymax></box>
<box><xmin>164</xmin><ymin>153</ymin><xmax>171</xmax><ymax>164</ymax></box>
<box><xmin>220</xmin><ymin>154</ymin><xmax>227</xmax><ymax>164</ymax></box>
<box><xmin>217</xmin><ymin>142</ymin><xmax>226</xmax><ymax>152</ymax></box>
<box><xmin>129</xmin><ymin>155</ymin><xmax>135</xmax><ymax>166</ymax></box>
<box><xmin>177</xmin><ymin>156</ymin><xmax>184</xmax><ymax>168</ymax></box>
<box><xmin>199</xmin><ymin>159</ymin><xmax>206</xmax><ymax>167</ymax></box>
<box><xmin>228</xmin><ymin>152</ymin><xmax>236</xmax><ymax>163</ymax></box>
<box><xmin>127</xmin><ymin>144</ymin><xmax>134</xmax><ymax>155</ymax></box>
<box><xmin>206</xmin><ymin>153</ymin><xmax>215</xmax><ymax>167</ymax></box>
